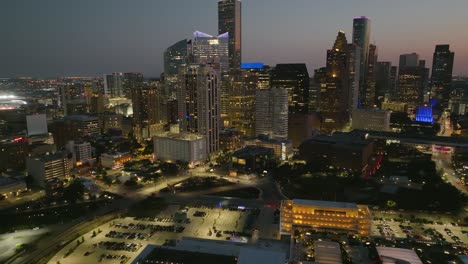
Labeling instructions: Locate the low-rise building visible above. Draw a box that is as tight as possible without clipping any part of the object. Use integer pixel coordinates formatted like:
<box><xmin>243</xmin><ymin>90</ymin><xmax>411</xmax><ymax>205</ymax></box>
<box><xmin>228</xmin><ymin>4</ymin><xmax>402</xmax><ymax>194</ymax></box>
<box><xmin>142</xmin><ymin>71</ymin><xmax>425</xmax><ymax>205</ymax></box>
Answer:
<box><xmin>0</xmin><ymin>177</ymin><xmax>27</xmax><ymax>198</ymax></box>
<box><xmin>230</xmin><ymin>146</ymin><xmax>274</xmax><ymax>175</ymax></box>
<box><xmin>66</xmin><ymin>140</ymin><xmax>94</xmax><ymax>166</ymax></box>
<box><xmin>100</xmin><ymin>152</ymin><xmax>131</xmax><ymax>169</ymax></box>
<box><xmin>280</xmin><ymin>199</ymin><xmax>371</xmax><ymax>236</ymax></box>
<box><xmin>244</xmin><ymin>136</ymin><xmax>292</xmax><ymax>160</ymax></box>
<box><xmin>352</xmin><ymin>109</ymin><xmax>391</xmax><ymax>131</ymax></box>
<box><xmin>153</xmin><ymin>132</ymin><xmax>207</xmax><ymax>167</ymax></box>
<box><xmin>299</xmin><ymin>132</ymin><xmax>374</xmax><ymax>176</ymax></box>
<box><xmin>219</xmin><ymin>128</ymin><xmax>243</xmax><ymax>151</ymax></box>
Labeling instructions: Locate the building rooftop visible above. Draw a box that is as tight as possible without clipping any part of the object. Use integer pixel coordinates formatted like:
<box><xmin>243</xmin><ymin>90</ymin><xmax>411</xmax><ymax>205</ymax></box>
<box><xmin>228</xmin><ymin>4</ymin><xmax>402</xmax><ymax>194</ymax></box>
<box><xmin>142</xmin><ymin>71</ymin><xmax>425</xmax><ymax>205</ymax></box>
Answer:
<box><xmin>65</xmin><ymin>115</ymin><xmax>99</xmax><ymax>122</ymax></box>
<box><xmin>376</xmin><ymin>247</ymin><xmax>422</xmax><ymax>264</ymax></box>
<box><xmin>232</xmin><ymin>146</ymin><xmax>274</xmax><ymax>158</ymax></box>
<box><xmin>237</xmin><ymin>247</ymin><xmax>286</xmax><ymax>264</ymax></box>
<box><xmin>245</xmin><ymin>135</ymin><xmax>292</xmax><ymax>144</ymax></box>
<box><xmin>29</xmin><ymin>152</ymin><xmax>65</xmax><ymax>162</ymax></box>
<box><xmin>304</xmin><ymin>132</ymin><xmax>371</xmax><ymax>146</ymax></box>
<box><xmin>154</xmin><ymin>132</ymin><xmax>205</xmax><ymax>141</ymax></box>
<box><xmin>292</xmin><ymin>199</ymin><xmax>358</xmax><ymax>210</ymax></box>
<box><xmin>0</xmin><ymin>177</ymin><xmax>22</xmax><ymax>187</ymax></box>
<box><xmin>314</xmin><ymin>241</ymin><xmax>343</xmax><ymax>264</ymax></box>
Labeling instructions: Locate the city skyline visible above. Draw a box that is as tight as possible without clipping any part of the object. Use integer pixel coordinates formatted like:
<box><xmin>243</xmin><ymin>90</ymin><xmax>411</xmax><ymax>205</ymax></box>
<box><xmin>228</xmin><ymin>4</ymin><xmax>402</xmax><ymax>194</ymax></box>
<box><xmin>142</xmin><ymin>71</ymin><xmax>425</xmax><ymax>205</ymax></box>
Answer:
<box><xmin>1</xmin><ymin>0</ymin><xmax>468</xmax><ymax>78</ymax></box>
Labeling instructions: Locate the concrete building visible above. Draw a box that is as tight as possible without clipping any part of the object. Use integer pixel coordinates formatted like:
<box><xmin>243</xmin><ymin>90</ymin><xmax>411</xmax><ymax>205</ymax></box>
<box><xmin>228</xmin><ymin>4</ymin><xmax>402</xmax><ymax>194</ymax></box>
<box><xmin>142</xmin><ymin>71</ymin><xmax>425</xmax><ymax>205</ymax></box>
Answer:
<box><xmin>255</xmin><ymin>88</ymin><xmax>288</xmax><ymax>139</ymax></box>
<box><xmin>219</xmin><ymin>128</ymin><xmax>243</xmax><ymax>151</ymax></box>
<box><xmin>280</xmin><ymin>199</ymin><xmax>371</xmax><ymax>236</ymax></box>
<box><xmin>381</xmin><ymin>101</ymin><xmax>407</xmax><ymax>112</ymax></box>
<box><xmin>153</xmin><ymin>132</ymin><xmax>207</xmax><ymax>167</ymax></box>
<box><xmin>100</xmin><ymin>152</ymin><xmax>131</xmax><ymax>170</ymax></box>
<box><xmin>65</xmin><ymin>140</ymin><xmax>93</xmax><ymax>167</ymax></box>
<box><xmin>299</xmin><ymin>133</ymin><xmax>374</xmax><ymax>175</ymax></box>
<box><xmin>26</xmin><ymin>152</ymin><xmax>70</xmax><ymax>187</ymax></box>
<box><xmin>288</xmin><ymin>113</ymin><xmax>320</xmax><ymax>148</ymax></box>
<box><xmin>352</xmin><ymin>109</ymin><xmax>391</xmax><ymax>131</ymax></box>
<box><xmin>0</xmin><ymin>136</ymin><xmax>28</xmax><ymax>172</ymax></box>
<box><xmin>178</xmin><ymin>64</ymin><xmax>221</xmax><ymax>154</ymax></box>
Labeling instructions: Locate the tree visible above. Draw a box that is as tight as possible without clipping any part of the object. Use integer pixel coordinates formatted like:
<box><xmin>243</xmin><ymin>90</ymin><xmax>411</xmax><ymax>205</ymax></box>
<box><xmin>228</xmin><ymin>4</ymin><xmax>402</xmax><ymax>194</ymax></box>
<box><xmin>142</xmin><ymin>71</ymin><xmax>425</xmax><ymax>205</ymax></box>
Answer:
<box><xmin>63</xmin><ymin>181</ymin><xmax>85</xmax><ymax>203</ymax></box>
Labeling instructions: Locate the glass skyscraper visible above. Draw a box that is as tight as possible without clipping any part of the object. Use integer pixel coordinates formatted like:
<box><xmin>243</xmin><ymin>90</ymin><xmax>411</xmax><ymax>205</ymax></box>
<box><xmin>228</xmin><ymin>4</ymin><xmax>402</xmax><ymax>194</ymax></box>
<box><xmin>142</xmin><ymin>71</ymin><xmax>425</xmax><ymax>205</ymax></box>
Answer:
<box><xmin>431</xmin><ymin>44</ymin><xmax>454</xmax><ymax>109</ymax></box>
<box><xmin>192</xmin><ymin>31</ymin><xmax>229</xmax><ymax>74</ymax></box>
<box><xmin>218</xmin><ymin>0</ymin><xmax>241</xmax><ymax>72</ymax></box>
<box><xmin>271</xmin><ymin>64</ymin><xmax>310</xmax><ymax>114</ymax></box>
<box><xmin>352</xmin><ymin>16</ymin><xmax>371</xmax><ymax>107</ymax></box>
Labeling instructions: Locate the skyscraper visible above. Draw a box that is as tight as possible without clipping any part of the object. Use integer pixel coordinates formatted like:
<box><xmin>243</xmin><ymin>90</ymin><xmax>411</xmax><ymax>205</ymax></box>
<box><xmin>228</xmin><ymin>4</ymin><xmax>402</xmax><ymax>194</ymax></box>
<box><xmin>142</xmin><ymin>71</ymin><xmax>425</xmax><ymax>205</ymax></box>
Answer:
<box><xmin>397</xmin><ymin>55</ymin><xmax>429</xmax><ymax>106</ymax></box>
<box><xmin>178</xmin><ymin>64</ymin><xmax>221</xmax><ymax>154</ymax></box>
<box><xmin>271</xmin><ymin>64</ymin><xmax>310</xmax><ymax>114</ymax></box>
<box><xmin>375</xmin><ymin>62</ymin><xmax>393</xmax><ymax>104</ymax></box>
<box><xmin>104</xmin><ymin>72</ymin><xmax>124</xmax><ymax>98</ymax></box>
<box><xmin>352</xmin><ymin>16</ymin><xmax>371</xmax><ymax>105</ymax></box>
<box><xmin>364</xmin><ymin>44</ymin><xmax>378</xmax><ymax>107</ymax></box>
<box><xmin>315</xmin><ymin>31</ymin><xmax>352</xmax><ymax>131</ymax></box>
<box><xmin>347</xmin><ymin>43</ymin><xmax>361</xmax><ymax>111</ymax></box>
<box><xmin>228</xmin><ymin>62</ymin><xmax>271</xmax><ymax>136</ymax></box>
<box><xmin>163</xmin><ymin>39</ymin><xmax>190</xmax><ymax>98</ymax></box>
<box><xmin>218</xmin><ymin>0</ymin><xmax>241</xmax><ymax>72</ymax></box>
<box><xmin>192</xmin><ymin>31</ymin><xmax>229</xmax><ymax>73</ymax></box>
<box><xmin>431</xmin><ymin>44</ymin><xmax>455</xmax><ymax>109</ymax></box>
<box><xmin>255</xmin><ymin>88</ymin><xmax>288</xmax><ymax>139</ymax></box>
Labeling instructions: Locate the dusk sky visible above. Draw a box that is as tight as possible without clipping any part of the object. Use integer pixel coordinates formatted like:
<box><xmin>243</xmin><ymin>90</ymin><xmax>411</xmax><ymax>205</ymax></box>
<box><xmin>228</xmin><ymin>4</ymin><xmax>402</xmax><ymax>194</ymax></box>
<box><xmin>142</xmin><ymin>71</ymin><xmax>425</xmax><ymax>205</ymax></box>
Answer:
<box><xmin>1</xmin><ymin>0</ymin><xmax>467</xmax><ymax>78</ymax></box>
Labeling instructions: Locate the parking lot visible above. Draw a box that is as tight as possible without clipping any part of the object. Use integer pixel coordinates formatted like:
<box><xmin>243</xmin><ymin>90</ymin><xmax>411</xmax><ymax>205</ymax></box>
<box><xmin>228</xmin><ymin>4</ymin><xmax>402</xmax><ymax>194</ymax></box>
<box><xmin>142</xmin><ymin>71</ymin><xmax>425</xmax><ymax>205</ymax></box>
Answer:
<box><xmin>371</xmin><ymin>219</ymin><xmax>468</xmax><ymax>245</ymax></box>
<box><xmin>49</xmin><ymin>204</ymin><xmax>259</xmax><ymax>264</ymax></box>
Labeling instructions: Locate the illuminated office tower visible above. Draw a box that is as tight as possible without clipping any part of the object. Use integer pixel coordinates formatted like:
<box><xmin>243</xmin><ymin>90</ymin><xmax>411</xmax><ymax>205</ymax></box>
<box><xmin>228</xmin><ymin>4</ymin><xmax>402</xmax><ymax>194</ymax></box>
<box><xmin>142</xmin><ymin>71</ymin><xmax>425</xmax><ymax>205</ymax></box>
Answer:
<box><xmin>431</xmin><ymin>44</ymin><xmax>454</xmax><ymax>109</ymax></box>
<box><xmin>163</xmin><ymin>39</ymin><xmax>190</xmax><ymax>98</ymax></box>
<box><xmin>192</xmin><ymin>31</ymin><xmax>229</xmax><ymax>74</ymax></box>
<box><xmin>316</xmin><ymin>31</ymin><xmax>351</xmax><ymax>131</ymax></box>
<box><xmin>364</xmin><ymin>44</ymin><xmax>378</xmax><ymax>107</ymax></box>
<box><xmin>397</xmin><ymin>56</ymin><xmax>429</xmax><ymax>106</ymax></box>
<box><xmin>255</xmin><ymin>88</ymin><xmax>288</xmax><ymax>139</ymax></box>
<box><xmin>271</xmin><ymin>64</ymin><xmax>310</xmax><ymax>114</ymax></box>
<box><xmin>226</xmin><ymin>62</ymin><xmax>271</xmax><ymax>136</ymax></box>
<box><xmin>347</xmin><ymin>43</ymin><xmax>361</xmax><ymax>111</ymax></box>
<box><xmin>103</xmin><ymin>72</ymin><xmax>124</xmax><ymax>98</ymax></box>
<box><xmin>352</xmin><ymin>16</ymin><xmax>371</xmax><ymax>105</ymax></box>
<box><xmin>218</xmin><ymin>0</ymin><xmax>241</xmax><ymax>72</ymax></box>
<box><xmin>178</xmin><ymin>64</ymin><xmax>221</xmax><ymax>154</ymax></box>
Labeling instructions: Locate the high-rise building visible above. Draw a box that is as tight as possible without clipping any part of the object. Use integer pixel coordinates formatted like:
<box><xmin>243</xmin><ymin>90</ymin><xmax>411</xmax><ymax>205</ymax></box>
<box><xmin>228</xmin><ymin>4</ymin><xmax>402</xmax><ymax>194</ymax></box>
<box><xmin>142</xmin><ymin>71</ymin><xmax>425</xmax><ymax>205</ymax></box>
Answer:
<box><xmin>399</xmin><ymin>53</ymin><xmax>419</xmax><ymax>67</ymax></box>
<box><xmin>271</xmin><ymin>64</ymin><xmax>310</xmax><ymax>114</ymax></box>
<box><xmin>431</xmin><ymin>44</ymin><xmax>455</xmax><ymax>109</ymax></box>
<box><xmin>315</xmin><ymin>31</ymin><xmax>353</xmax><ymax>131</ymax></box>
<box><xmin>192</xmin><ymin>31</ymin><xmax>229</xmax><ymax>73</ymax></box>
<box><xmin>104</xmin><ymin>73</ymin><xmax>124</xmax><ymax>98</ymax></box>
<box><xmin>390</xmin><ymin>66</ymin><xmax>398</xmax><ymax>98</ymax></box>
<box><xmin>126</xmin><ymin>72</ymin><xmax>146</xmax><ymax>127</ymax></box>
<box><xmin>163</xmin><ymin>39</ymin><xmax>190</xmax><ymax>98</ymax></box>
<box><xmin>397</xmin><ymin>56</ymin><xmax>429</xmax><ymax>106</ymax></box>
<box><xmin>255</xmin><ymin>88</ymin><xmax>288</xmax><ymax>139</ymax></box>
<box><xmin>164</xmin><ymin>39</ymin><xmax>190</xmax><ymax>77</ymax></box>
<box><xmin>178</xmin><ymin>64</ymin><xmax>221</xmax><ymax>154</ymax></box>
<box><xmin>364</xmin><ymin>44</ymin><xmax>378</xmax><ymax>107</ymax></box>
<box><xmin>375</xmin><ymin>62</ymin><xmax>393</xmax><ymax>104</ymax></box>
<box><xmin>347</xmin><ymin>43</ymin><xmax>361</xmax><ymax>111</ymax></box>
<box><xmin>26</xmin><ymin>152</ymin><xmax>70</xmax><ymax>187</ymax></box>
<box><xmin>218</xmin><ymin>0</ymin><xmax>241</xmax><ymax>72</ymax></box>
<box><xmin>226</xmin><ymin>62</ymin><xmax>271</xmax><ymax>136</ymax></box>
<box><xmin>352</xmin><ymin>16</ymin><xmax>371</xmax><ymax>104</ymax></box>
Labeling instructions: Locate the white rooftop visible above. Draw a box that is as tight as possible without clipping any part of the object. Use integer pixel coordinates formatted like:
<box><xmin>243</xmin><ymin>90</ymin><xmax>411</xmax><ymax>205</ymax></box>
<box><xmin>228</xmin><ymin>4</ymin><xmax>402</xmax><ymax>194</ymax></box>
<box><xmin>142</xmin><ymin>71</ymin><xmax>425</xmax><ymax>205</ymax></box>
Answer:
<box><xmin>314</xmin><ymin>241</ymin><xmax>343</xmax><ymax>264</ymax></box>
